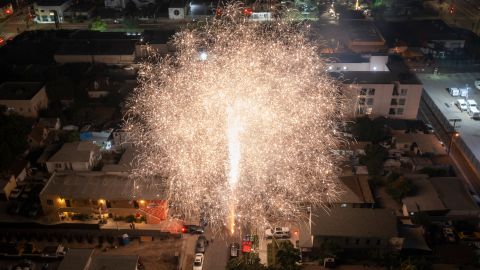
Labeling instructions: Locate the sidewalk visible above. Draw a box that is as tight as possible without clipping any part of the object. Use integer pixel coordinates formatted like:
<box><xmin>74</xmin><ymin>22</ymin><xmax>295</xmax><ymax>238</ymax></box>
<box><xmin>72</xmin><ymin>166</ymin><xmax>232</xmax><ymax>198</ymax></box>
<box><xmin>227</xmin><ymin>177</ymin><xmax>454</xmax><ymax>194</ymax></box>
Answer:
<box><xmin>178</xmin><ymin>234</ymin><xmax>196</xmax><ymax>270</ymax></box>
<box><xmin>101</xmin><ymin>218</ymin><xmax>183</xmax><ymax>233</ymax></box>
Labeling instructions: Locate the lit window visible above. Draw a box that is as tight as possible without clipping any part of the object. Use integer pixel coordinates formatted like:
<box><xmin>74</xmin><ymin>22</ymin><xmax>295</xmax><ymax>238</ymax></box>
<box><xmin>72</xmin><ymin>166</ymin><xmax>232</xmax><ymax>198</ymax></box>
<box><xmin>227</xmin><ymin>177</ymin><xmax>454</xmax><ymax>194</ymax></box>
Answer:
<box><xmin>340</xmin><ymin>203</ymin><xmax>347</xmax><ymax>208</ymax></box>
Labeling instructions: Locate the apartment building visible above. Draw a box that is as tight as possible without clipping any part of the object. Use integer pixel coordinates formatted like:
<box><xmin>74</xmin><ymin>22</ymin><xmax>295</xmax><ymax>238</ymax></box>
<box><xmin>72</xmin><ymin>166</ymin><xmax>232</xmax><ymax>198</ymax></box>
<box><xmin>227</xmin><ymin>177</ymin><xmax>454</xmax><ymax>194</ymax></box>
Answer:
<box><xmin>40</xmin><ymin>171</ymin><xmax>168</xmax><ymax>223</ymax></box>
<box><xmin>326</xmin><ymin>54</ymin><xmax>422</xmax><ymax>120</ymax></box>
<box><xmin>0</xmin><ymin>82</ymin><xmax>48</xmax><ymax>118</ymax></box>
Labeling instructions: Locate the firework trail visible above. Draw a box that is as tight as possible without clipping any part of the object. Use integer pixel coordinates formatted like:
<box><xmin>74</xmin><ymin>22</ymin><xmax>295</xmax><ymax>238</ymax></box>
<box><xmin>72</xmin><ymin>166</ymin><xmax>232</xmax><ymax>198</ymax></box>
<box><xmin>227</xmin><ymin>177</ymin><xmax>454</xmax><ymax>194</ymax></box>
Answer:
<box><xmin>124</xmin><ymin>6</ymin><xmax>346</xmax><ymax>231</ymax></box>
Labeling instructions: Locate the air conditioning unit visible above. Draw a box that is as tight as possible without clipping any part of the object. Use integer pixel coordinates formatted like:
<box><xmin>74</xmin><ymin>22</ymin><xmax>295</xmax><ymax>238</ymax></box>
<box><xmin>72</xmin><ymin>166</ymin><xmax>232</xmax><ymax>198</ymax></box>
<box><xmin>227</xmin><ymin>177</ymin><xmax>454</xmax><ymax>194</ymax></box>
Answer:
<box><xmin>168</xmin><ymin>7</ymin><xmax>185</xmax><ymax>19</ymax></box>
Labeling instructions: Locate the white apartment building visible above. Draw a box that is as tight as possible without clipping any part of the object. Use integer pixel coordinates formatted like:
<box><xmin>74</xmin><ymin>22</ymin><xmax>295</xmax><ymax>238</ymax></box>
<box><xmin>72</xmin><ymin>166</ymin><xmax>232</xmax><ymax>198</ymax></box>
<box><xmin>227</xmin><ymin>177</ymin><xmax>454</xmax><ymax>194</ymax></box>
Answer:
<box><xmin>326</xmin><ymin>54</ymin><xmax>423</xmax><ymax>120</ymax></box>
<box><xmin>46</xmin><ymin>141</ymin><xmax>101</xmax><ymax>173</ymax></box>
<box><xmin>34</xmin><ymin>0</ymin><xmax>72</xmax><ymax>23</ymax></box>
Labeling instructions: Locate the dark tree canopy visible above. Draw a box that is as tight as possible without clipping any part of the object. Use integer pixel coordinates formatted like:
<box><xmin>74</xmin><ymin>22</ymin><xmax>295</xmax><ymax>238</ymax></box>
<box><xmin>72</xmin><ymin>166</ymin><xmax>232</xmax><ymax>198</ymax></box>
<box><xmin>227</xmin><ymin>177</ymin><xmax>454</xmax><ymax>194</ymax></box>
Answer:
<box><xmin>0</xmin><ymin>110</ymin><xmax>31</xmax><ymax>171</ymax></box>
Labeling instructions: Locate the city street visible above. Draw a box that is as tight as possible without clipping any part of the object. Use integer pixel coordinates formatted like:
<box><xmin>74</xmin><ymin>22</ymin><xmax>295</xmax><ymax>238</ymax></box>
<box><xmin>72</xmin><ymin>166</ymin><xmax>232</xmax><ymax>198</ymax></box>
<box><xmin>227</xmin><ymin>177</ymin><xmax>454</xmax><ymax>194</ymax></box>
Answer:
<box><xmin>427</xmin><ymin>0</ymin><xmax>480</xmax><ymax>36</ymax></box>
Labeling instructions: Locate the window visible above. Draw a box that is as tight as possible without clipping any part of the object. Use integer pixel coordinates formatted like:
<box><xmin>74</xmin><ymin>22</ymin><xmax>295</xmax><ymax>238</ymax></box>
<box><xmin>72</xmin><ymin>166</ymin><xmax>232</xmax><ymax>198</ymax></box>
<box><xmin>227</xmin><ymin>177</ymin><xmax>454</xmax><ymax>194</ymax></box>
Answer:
<box><xmin>366</xmin><ymin>98</ymin><xmax>374</xmax><ymax>105</ymax></box>
<box><xmin>397</xmin><ymin>108</ymin><xmax>404</xmax><ymax>115</ymax></box>
<box><xmin>173</xmin><ymin>9</ymin><xmax>180</xmax><ymax>16</ymax></box>
<box><xmin>40</xmin><ymin>9</ymin><xmax>45</xmax><ymax>12</ymax></box>
<box><xmin>41</xmin><ymin>15</ymin><xmax>48</xmax><ymax>21</ymax></box>
<box><xmin>399</xmin><ymin>98</ymin><xmax>406</xmax><ymax>106</ymax></box>
<box><xmin>355</xmin><ymin>239</ymin><xmax>360</xmax><ymax>245</ymax></box>
<box><xmin>55</xmin><ymin>163</ymin><xmax>62</xmax><ymax>169</ymax></box>
<box><xmin>390</xmin><ymin>99</ymin><xmax>398</xmax><ymax>106</ymax></box>
<box><xmin>392</xmin><ymin>87</ymin><xmax>399</xmax><ymax>96</ymax></box>
<box><xmin>345</xmin><ymin>238</ymin><xmax>349</xmax><ymax>244</ymax></box>
<box><xmin>400</xmin><ymin>89</ymin><xmax>408</xmax><ymax>96</ymax></box>
<box><xmin>65</xmin><ymin>200</ymin><xmax>71</xmax><ymax>207</ymax></box>
<box><xmin>368</xmin><ymin>88</ymin><xmax>375</xmax><ymax>95</ymax></box>
<box><xmin>360</xmin><ymin>88</ymin><xmax>367</xmax><ymax>96</ymax></box>
<box><xmin>358</xmin><ymin>98</ymin><xmax>365</xmax><ymax>105</ymax></box>
<box><xmin>389</xmin><ymin>108</ymin><xmax>396</xmax><ymax>115</ymax></box>
<box><xmin>376</xmin><ymin>239</ymin><xmax>381</xmax><ymax>245</ymax></box>
<box><xmin>366</xmin><ymin>107</ymin><xmax>373</xmax><ymax>115</ymax></box>
<box><xmin>47</xmin><ymin>200</ymin><xmax>53</xmax><ymax>205</ymax></box>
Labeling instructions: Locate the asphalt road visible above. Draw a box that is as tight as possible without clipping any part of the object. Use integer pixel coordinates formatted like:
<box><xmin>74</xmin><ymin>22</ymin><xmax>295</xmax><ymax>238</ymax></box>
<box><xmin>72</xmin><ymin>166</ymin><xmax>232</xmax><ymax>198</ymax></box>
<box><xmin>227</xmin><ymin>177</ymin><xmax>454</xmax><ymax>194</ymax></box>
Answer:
<box><xmin>428</xmin><ymin>0</ymin><xmax>480</xmax><ymax>36</ymax></box>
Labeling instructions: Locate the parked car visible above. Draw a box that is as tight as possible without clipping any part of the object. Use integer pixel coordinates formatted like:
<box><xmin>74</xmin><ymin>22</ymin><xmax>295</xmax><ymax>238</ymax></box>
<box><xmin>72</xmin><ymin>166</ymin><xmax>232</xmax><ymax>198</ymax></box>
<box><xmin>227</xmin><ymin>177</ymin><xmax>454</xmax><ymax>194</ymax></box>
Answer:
<box><xmin>195</xmin><ymin>236</ymin><xmax>206</xmax><ymax>253</ymax></box>
<box><xmin>425</xmin><ymin>123</ymin><xmax>434</xmax><ymax>134</ymax></box>
<box><xmin>443</xmin><ymin>227</ymin><xmax>456</xmax><ymax>242</ymax></box>
<box><xmin>265</xmin><ymin>227</ymin><xmax>290</xmax><ymax>238</ymax></box>
<box><xmin>475</xmin><ymin>79</ymin><xmax>480</xmax><ymax>90</ymax></box>
<box><xmin>448</xmin><ymin>87</ymin><xmax>460</xmax><ymax>96</ymax></box>
<box><xmin>456</xmin><ymin>99</ymin><xmax>468</xmax><ymax>112</ymax></box>
<box><xmin>229</xmin><ymin>243</ymin><xmax>240</xmax><ymax>258</ymax></box>
<box><xmin>193</xmin><ymin>253</ymin><xmax>204</xmax><ymax>270</ymax></box>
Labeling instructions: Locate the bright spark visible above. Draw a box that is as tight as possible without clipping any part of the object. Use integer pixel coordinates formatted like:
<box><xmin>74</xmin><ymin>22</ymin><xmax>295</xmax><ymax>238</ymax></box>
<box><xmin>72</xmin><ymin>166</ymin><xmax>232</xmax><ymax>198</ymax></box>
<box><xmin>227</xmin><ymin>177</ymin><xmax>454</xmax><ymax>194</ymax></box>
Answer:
<box><xmin>124</xmin><ymin>5</ymin><xmax>346</xmax><ymax>231</ymax></box>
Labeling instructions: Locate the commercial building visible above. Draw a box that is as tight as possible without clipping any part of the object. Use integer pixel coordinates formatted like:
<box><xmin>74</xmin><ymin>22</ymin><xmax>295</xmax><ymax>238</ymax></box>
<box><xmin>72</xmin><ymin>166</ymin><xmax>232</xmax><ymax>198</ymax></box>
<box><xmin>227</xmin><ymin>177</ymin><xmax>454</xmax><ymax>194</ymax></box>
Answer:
<box><xmin>40</xmin><ymin>171</ymin><xmax>168</xmax><ymax>223</ymax></box>
<box><xmin>0</xmin><ymin>82</ymin><xmax>48</xmax><ymax>118</ymax></box>
<box><xmin>327</xmin><ymin>54</ymin><xmax>423</xmax><ymax>119</ymax></box>
<box><xmin>46</xmin><ymin>141</ymin><xmax>101</xmax><ymax>173</ymax></box>
<box><xmin>33</xmin><ymin>0</ymin><xmax>72</xmax><ymax>23</ymax></box>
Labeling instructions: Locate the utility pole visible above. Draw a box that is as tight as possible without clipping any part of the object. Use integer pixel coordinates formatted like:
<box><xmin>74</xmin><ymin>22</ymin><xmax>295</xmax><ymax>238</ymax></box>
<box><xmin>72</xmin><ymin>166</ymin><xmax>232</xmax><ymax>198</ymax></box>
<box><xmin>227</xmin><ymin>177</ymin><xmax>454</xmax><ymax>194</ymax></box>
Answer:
<box><xmin>447</xmin><ymin>118</ymin><xmax>461</xmax><ymax>154</ymax></box>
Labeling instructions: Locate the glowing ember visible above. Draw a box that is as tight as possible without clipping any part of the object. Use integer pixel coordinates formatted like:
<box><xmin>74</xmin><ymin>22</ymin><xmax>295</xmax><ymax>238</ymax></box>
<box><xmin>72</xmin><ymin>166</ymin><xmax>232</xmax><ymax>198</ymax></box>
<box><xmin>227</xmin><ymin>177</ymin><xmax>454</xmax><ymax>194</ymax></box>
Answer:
<box><xmin>125</xmin><ymin>6</ymin><xmax>346</xmax><ymax>231</ymax></box>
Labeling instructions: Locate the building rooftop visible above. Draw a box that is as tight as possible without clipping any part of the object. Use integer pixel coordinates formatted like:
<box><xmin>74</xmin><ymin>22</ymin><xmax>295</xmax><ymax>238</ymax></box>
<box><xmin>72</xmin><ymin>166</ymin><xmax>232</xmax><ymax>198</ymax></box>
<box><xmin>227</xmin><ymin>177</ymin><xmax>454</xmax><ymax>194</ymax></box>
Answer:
<box><xmin>48</xmin><ymin>141</ymin><xmax>99</xmax><ymax>163</ymax></box>
<box><xmin>40</xmin><ymin>171</ymin><xmax>168</xmax><ymax>200</ymax></box>
<box><xmin>35</xmin><ymin>0</ymin><xmax>70</xmax><ymax>6</ymax></box>
<box><xmin>343</xmin><ymin>20</ymin><xmax>385</xmax><ymax>43</ymax></box>
<box><xmin>142</xmin><ymin>30</ymin><xmax>176</xmax><ymax>45</ymax></box>
<box><xmin>394</xmin><ymin>133</ymin><xmax>447</xmax><ymax>155</ymax></box>
<box><xmin>311</xmin><ymin>207</ymin><xmax>397</xmax><ymax>238</ymax></box>
<box><xmin>58</xmin><ymin>248</ymin><xmax>94</xmax><ymax>270</ymax></box>
<box><xmin>329</xmin><ymin>71</ymin><xmax>394</xmax><ymax>84</ymax></box>
<box><xmin>90</xmin><ymin>255</ymin><xmax>139</xmax><ymax>270</ymax></box>
<box><xmin>0</xmin><ymin>82</ymin><xmax>44</xmax><ymax>100</ymax></box>
<box><xmin>56</xmin><ymin>40</ymin><xmax>136</xmax><ymax>56</ymax></box>
<box><xmin>430</xmin><ymin>177</ymin><xmax>478</xmax><ymax>211</ymax></box>
<box><xmin>337</xmin><ymin>175</ymin><xmax>374</xmax><ymax>204</ymax></box>
<box><xmin>402</xmin><ymin>175</ymin><xmax>447</xmax><ymax>213</ymax></box>
<box><xmin>322</xmin><ymin>53</ymin><xmax>370</xmax><ymax>64</ymax></box>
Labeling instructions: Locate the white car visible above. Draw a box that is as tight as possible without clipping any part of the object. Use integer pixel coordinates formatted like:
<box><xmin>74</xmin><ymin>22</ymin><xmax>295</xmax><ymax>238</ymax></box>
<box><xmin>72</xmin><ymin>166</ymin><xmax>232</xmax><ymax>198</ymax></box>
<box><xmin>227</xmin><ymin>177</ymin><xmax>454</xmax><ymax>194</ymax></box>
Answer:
<box><xmin>265</xmin><ymin>227</ymin><xmax>290</xmax><ymax>238</ymax></box>
<box><xmin>475</xmin><ymin>79</ymin><xmax>480</xmax><ymax>90</ymax></box>
<box><xmin>193</xmin><ymin>253</ymin><xmax>204</xmax><ymax>270</ymax></box>
<box><xmin>456</xmin><ymin>99</ymin><xmax>468</xmax><ymax>112</ymax></box>
<box><xmin>449</xmin><ymin>87</ymin><xmax>460</xmax><ymax>97</ymax></box>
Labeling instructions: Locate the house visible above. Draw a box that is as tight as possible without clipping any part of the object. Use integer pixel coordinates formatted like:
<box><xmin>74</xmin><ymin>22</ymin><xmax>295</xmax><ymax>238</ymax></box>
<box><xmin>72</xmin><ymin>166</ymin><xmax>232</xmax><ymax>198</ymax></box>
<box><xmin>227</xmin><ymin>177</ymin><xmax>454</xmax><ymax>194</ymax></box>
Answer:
<box><xmin>0</xmin><ymin>82</ymin><xmax>48</xmax><ymax>118</ymax></box>
<box><xmin>104</xmin><ymin>0</ymin><xmax>129</xmax><ymax>10</ymax></box>
<box><xmin>168</xmin><ymin>0</ymin><xmax>187</xmax><ymax>20</ymax></box>
<box><xmin>63</xmin><ymin>2</ymin><xmax>96</xmax><ymax>21</ymax></box>
<box><xmin>300</xmin><ymin>207</ymin><xmax>397</xmax><ymax>252</ymax></box>
<box><xmin>28</xmin><ymin>125</ymin><xmax>49</xmax><ymax>148</ymax></box>
<box><xmin>54</xmin><ymin>40</ymin><xmax>136</xmax><ymax>65</ymax></box>
<box><xmin>402</xmin><ymin>175</ymin><xmax>448</xmax><ymax>217</ymax></box>
<box><xmin>327</xmin><ymin>55</ymin><xmax>422</xmax><ymax>120</ymax></box>
<box><xmin>392</xmin><ymin>133</ymin><xmax>446</xmax><ymax>156</ymax></box>
<box><xmin>102</xmin><ymin>146</ymin><xmax>135</xmax><ymax>172</ymax></box>
<box><xmin>45</xmin><ymin>141</ymin><xmax>101</xmax><ymax>173</ymax></box>
<box><xmin>336</xmin><ymin>175</ymin><xmax>375</xmax><ymax>208</ymax></box>
<box><xmin>33</xmin><ymin>0</ymin><xmax>72</xmax><ymax>23</ymax></box>
<box><xmin>40</xmin><ymin>171</ymin><xmax>168</xmax><ymax>224</ymax></box>
<box><xmin>58</xmin><ymin>248</ymin><xmax>139</xmax><ymax>270</ymax></box>
<box><xmin>38</xmin><ymin>117</ymin><xmax>61</xmax><ymax>130</ymax></box>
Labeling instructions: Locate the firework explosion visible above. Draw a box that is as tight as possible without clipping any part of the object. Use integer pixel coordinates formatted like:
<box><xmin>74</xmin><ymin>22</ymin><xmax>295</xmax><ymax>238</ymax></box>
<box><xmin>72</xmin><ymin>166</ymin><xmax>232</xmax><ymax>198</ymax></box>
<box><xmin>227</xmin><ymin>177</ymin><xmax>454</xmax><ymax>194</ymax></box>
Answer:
<box><xmin>125</xmin><ymin>7</ymin><xmax>346</xmax><ymax>232</ymax></box>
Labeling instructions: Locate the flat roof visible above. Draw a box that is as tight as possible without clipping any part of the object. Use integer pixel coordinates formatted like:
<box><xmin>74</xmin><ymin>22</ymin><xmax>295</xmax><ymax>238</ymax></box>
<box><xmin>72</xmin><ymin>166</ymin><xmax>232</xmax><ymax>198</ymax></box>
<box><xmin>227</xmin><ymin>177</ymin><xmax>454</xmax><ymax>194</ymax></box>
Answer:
<box><xmin>142</xmin><ymin>30</ymin><xmax>176</xmax><ymax>44</ymax></box>
<box><xmin>0</xmin><ymin>82</ymin><xmax>44</xmax><ymax>100</ymax></box>
<box><xmin>311</xmin><ymin>207</ymin><xmax>397</xmax><ymax>238</ymax></box>
<box><xmin>58</xmin><ymin>249</ymin><xmax>94</xmax><ymax>270</ymax></box>
<box><xmin>91</xmin><ymin>255</ymin><xmax>138</xmax><ymax>270</ymax></box>
<box><xmin>338</xmin><ymin>175</ymin><xmax>374</xmax><ymax>204</ymax></box>
<box><xmin>48</xmin><ymin>141</ymin><xmax>99</xmax><ymax>163</ymax></box>
<box><xmin>393</xmin><ymin>133</ymin><xmax>447</xmax><ymax>155</ymax></box>
<box><xmin>322</xmin><ymin>53</ymin><xmax>370</xmax><ymax>64</ymax></box>
<box><xmin>430</xmin><ymin>177</ymin><xmax>478</xmax><ymax>211</ymax></box>
<box><xmin>56</xmin><ymin>40</ymin><xmax>136</xmax><ymax>56</ymax></box>
<box><xmin>40</xmin><ymin>171</ymin><xmax>168</xmax><ymax>200</ymax></box>
<box><xmin>343</xmin><ymin>20</ymin><xmax>385</xmax><ymax>43</ymax></box>
<box><xmin>329</xmin><ymin>71</ymin><xmax>394</xmax><ymax>84</ymax></box>
<box><xmin>402</xmin><ymin>176</ymin><xmax>447</xmax><ymax>212</ymax></box>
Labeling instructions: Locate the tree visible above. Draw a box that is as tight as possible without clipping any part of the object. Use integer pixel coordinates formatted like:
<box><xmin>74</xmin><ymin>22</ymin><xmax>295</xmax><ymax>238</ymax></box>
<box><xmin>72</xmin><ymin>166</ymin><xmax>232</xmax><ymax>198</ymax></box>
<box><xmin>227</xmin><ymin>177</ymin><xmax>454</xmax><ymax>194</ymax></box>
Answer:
<box><xmin>316</xmin><ymin>240</ymin><xmax>342</xmax><ymax>260</ymax></box>
<box><xmin>351</xmin><ymin>116</ymin><xmax>388</xmax><ymax>143</ymax></box>
<box><xmin>226</xmin><ymin>254</ymin><xmax>268</xmax><ymax>270</ymax></box>
<box><xmin>386</xmin><ymin>175</ymin><xmax>414</xmax><ymax>202</ymax></box>
<box><xmin>360</xmin><ymin>144</ymin><xmax>388</xmax><ymax>175</ymax></box>
<box><xmin>275</xmin><ymin>241</ymin><xmax>301</xmax><ymax>270</ymax></box>
<box><xmin>0</xmin><ymin>111</ymin><xmax>31</xmax><ymax>171</ymax></box>
<box><xmin>89</xmin><ymin>17</ymin><xmax>107</xmax><ymax>31</ymax></box>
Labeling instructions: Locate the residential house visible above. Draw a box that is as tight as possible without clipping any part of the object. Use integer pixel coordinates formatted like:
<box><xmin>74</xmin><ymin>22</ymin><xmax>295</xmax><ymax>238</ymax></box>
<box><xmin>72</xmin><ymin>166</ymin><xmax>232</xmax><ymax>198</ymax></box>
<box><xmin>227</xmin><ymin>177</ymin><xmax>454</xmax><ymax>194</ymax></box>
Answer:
<box><xmin>46</xmin><ymin>142</ymin><xmax>101</xmax><ymax>173</ymax></box>
<box><xmin>402</xmin><ymin>175</ymin><xmax>479</xmax><ymax>219</ymax></box>
<box><xmin>38</xmin><ymin>117</ymin><xmax>61</xmax><ymax>130</ymax></box>
<box><xmin>336</xmin><ymin>175</ymin><xmax>375</xmax><ymax>208</ymax></box>
<box><xmin>33</xmin><ymin>0</ymin><xmax>72</xmax><ymax>23</ymax></box>
<box><xmin>0</xmin><ymin>82</ymin><xmax>48</xmax><ymax>118</ymax></box>
<box><xmin>300</xmin><ymin>207</ymin><xmax>397</xmax><ymax>252</ymax></box>
<box><xmin>28</xmin><ymin>125</ymin><xmax>49</xmax><ymax>148</ymax></box>
<box><xmin>40</xmin><ymin>171</ymin><xmax>168</xmax><ymax>224</ymax></box>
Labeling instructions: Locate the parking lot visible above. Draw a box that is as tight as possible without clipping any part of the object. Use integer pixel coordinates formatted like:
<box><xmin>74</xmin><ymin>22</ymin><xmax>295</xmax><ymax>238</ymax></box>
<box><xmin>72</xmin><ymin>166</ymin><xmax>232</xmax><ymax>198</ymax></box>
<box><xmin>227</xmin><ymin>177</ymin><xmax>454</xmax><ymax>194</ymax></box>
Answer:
<box><xmin>418</xmin><ymin>72</ymin><xmax>480</xmax><ymax>181</ymax></box>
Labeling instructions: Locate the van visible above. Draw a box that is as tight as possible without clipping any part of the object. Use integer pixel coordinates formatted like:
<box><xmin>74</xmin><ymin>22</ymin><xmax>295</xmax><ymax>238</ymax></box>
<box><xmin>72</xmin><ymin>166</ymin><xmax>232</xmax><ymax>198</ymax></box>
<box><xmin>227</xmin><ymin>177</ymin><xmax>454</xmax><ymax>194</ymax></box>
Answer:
<box><xmin>460</xmin><ymin>87</ymin><xmax>469</xmax><ymax>97</ymax></box>
<box><xmin>449</xmin><ymin>87</ymin><xmax>460</xmax><ymax>96</ymax></box>
<box><xmin>475</xmin><ymin>79</ymin><xmax>480</xmax><ymax>90</ymax></box>
<box><xmin>456</xmin><ymin>99</ymin><xmax>468</xmax><ymax>112</ymax></box>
